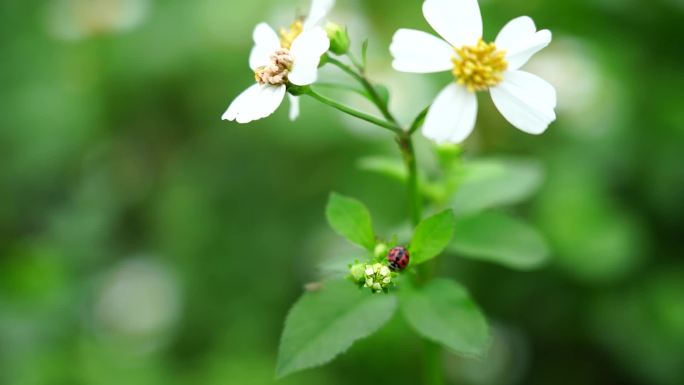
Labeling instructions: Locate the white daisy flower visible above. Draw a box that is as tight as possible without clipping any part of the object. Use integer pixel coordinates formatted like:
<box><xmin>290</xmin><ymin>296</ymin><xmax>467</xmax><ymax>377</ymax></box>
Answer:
<box><xmin>390</xmin><ymin>0</ymin><xmax>557</xmax><ymax>144</ymax></box>
<box><xmin>222</xmin><ymin>0</ymin><xmax>334</xmax><ymax>124</ymax></box>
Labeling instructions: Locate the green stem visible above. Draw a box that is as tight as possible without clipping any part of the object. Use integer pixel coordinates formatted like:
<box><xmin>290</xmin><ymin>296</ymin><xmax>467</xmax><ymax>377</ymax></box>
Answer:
<box><xmin>346</xmin><ymin>51</ymin><xmax>365</xmax><ymax>73</ymax></box>
<box><xmin>314</xmin><ymin>82</ymin><xmax>366</xmax><ymax>96</ymax></box>
<box><xmin>403</xmin><ymin>111</ymin><xmax>442</xmax><ymax>385</ymax></box>
<box><xmin>326</xmin><ymin>55</ymin><xmax>399</xmax><ymax>126</ymax></box>
<box><xmin>304</xmin><ymin>88</ymin><xmax>403</xmax><ymax>135</ymax></box>
<box><xmin>398</xmin><ymin>134</ymin><xmax>422</xmax><ymax>226</ymax></box>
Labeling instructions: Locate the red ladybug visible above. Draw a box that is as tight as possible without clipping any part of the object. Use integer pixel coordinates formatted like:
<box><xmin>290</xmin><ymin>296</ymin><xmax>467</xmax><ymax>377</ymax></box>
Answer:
<box><xmin>387</xmin><ymin>246</ymin><xmax>410</xmax><ymax>271</ymax></box>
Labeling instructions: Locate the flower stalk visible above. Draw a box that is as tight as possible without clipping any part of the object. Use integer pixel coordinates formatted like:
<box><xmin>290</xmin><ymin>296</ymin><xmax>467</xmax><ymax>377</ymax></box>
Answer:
<box><xmin>303</xmin><ymin>87</ymin><xmax>402</xmax><ymax>134</ymax></box>
<box><xmin>399</xmin><ymin>134</ymin><xmax>422</xmax><ymax>226</ymax></box>
<box><xmin>325</xmin><ymin>55</ymin><xmax>398</xmax><ymax>126</ymax></box>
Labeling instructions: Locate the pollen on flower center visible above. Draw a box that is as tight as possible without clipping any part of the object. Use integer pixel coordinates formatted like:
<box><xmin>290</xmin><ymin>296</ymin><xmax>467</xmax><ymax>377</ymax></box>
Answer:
<box><xmin>452</xmin><ymin>39</ymin><xmax>508</xmax><ymax>92</ymax></box>
<box><xmin>279</xmin><ymin>20</ymin><xmax>303</xmax><ymax>49</ymax></box>
<box><xmin>254</xmin><ymin>48</ymin><xmax>293</xmax><ymax>86</ymax></box>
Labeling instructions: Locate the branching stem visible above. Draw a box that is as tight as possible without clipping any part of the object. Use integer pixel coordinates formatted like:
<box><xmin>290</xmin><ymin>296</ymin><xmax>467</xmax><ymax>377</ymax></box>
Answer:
<box><xmin>304</xmin><ymin>88</ymin><xmax>402</xmax><ymax>135</ymax></box>
<box><xmin>310</xmin><ymin>50</ymin><xmax>442</xmax><ymax>385</ymax></box>
<box><xmin>398</xmin><ymin>133</ymin><xmax>422</xmax><ymax>226</ymax></box>
<box><xmin>326</xmin><ymin>55</ymin><xmax>399</xmax><ymax>126</ymax></box>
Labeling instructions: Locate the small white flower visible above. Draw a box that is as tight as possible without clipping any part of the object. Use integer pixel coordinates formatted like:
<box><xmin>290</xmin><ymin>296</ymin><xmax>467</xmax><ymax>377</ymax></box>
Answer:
<box><xmin>222</xmin><ymin>0</ymin><xmax>334</xmax><ymax>124</ymax></box>
<box><xmin>390</xmin><ymin>0</ymin><xmax>557</xmax><ymax>144</ymax></box>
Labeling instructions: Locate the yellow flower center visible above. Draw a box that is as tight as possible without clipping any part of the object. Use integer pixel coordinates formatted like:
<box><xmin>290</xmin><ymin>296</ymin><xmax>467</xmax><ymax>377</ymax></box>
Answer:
<box><xmin>452</xmin><ymin>39</ymin><xmax>508</xmax><ymax>92</ymax></box>
<box><xmin>279</xmin><ymin>20</ymin><xmax>303</xmax><ymax>49</ymax></box>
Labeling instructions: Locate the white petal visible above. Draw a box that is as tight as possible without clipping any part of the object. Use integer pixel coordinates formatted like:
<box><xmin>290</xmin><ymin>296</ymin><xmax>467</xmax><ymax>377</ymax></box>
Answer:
<box><xmin>495</xmin><ymin>16</ymin><xmax>552</xmax><ymax>70</ymax></box>
<box><xmin>490</xmin><ymin>70</ymin><xmax>557</xmax><ymax>134</ymax></box>
<box><xmin>222</xmin><ymin>83</ymin><xmax>261</xmax><ymax>122</ymax></box>
<box><xmin>222</xmin><ymin>84</ymin><xmax>286</xmax><ymax>124</ymax></box>
<box><xmin>303</xmin><ymin>0</ymin><xmax>335</xmax><ymax>30</ymax></box>
<box><xmin>249</xmin><ymin>23</ymin><xmax>280</xmax><ymax>70</ymax></box>
<box><xmin>423</xmin><ymin>0</ymin><xmax>482</xmax><ymax>48</ymax></box>
<box><xmin>249</xmin><ymin>46</ymin><xmax>272</xmax><ymax>71</ymax></box>
<box><xmin>289</xmin><ymin>27</ymin><xmax>330</xmax><ymax>86</ymax></box>
<box><xmin>390</xmin><ymin>29</ymin><xmax>454</xmax><ymax>73</ymax></box>
<box><xmin>247</xmin><ymin>85</ymin><xmax>286</xmax><ymax>123</ymax></box>
<box><xmin>288</xmin><ymin>95</ymin><xmax>300</xmax><ymax>121</ymax></box>
<box><xmin>423</xmin><ymin>83</ymin><xmax>478</xmax><ymax>144</ymax></box>
<box><xmin>253</xmin><ymin>22</ymin><xmax>280</xmax><ymax>49</ymax></box>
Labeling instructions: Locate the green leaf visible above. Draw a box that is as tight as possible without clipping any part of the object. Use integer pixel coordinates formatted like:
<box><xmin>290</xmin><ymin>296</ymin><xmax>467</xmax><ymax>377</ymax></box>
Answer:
<box><xmin>535</xmin><ymin>158</ymin><xmax>643</xmax><ymax>282</ymax></box>
<box><xmin>409</xmin><ymin>106</ymin><xmax>429</xmax><ymax>133</ymax></box>
<box><xmin>451</xmin><ymin>158</ymin><xmax>543</xmax><ymax>215</ymax></box>
<box><xmin>355</xmin><ymin>157</ymin><xmax>445</xmax><ymax>201</ymax></box>
<box><xmin>409</xmin><ymin>210</ymin><xmax>456</xmax><ymax>265</ymax></box>
<box><xmin>400</xmin><ymin>279</ymin><xmax>489</xmax><ymax>357</ymax></box>
<box><xmin>357</xmin><ymin>156</ymin><xmax>408</xmax><ymax>182</ymax></box>
<box><xmin>449</xmin><ymin>211</ymin><xmax>550</xmax><ymax>270</ymax></box>
<box><xmin>276</xmin><ymin>280</ymin><xmax>397</xmax><ymax>378</ymax></box>
<box><xmin>325</xmin><ymin>192</ymin><xmax>375</xmax><ymax>250</ymax></box>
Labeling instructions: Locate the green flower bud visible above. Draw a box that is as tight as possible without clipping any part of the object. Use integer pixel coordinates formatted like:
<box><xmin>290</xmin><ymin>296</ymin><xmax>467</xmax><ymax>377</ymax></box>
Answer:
<box><xmin>349</xmin><ymin>263</ymin><xmax>366</xmax><ymax>282</ymax></box>
<box><xmin>326</xmin><ymin>22</ymin><xmax>350</xmax><ymax>55</ymax></box>
<box><xmin>349</xmin><ymin>262</ymin><xmax>396</xmax><ymax>293</ymax></box>
<box><xmin>374</xmin><ymin>242</ymin><xmax>389</xmax><ymax>259</ymax></box>
<box><xmin>362</xmin><ymin>263</ymin><xmax>395</xmax><ymax>294</ymax></box>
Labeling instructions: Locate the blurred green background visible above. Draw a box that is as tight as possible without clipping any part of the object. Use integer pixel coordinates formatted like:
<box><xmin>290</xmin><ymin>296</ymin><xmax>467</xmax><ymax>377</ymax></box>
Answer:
<box><xmin>1</xmin><ymin>0</ymin><xmax>683</xmax><ymax>384</ymax></box>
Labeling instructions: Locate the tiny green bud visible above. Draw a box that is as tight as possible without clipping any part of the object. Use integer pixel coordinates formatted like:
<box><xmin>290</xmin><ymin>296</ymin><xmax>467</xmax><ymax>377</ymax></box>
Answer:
<box><xmin>436</xmin><ymin>143</ymin><xmax>462</xmax><ymax>166</ymax></box>
<box><xmin>374</xmin><ymin>242</ymin><xmax>389</xmax><ymax>259</ymax></box>
<box><xmin>349</xmin><ymin>263</ymin><xmax>366</xmax><ymax>282</ymax></box>
<box><xmin>326</xmin><ymin>22</ymin><xmax>350</xmax><ymax>55</ymax></box>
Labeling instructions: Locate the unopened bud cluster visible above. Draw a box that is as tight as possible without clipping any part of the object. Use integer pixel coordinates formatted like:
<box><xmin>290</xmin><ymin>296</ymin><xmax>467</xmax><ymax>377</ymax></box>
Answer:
<box><xmin>349</xmin><ymin>262</ymin><xmax>394</xmax><ymax>293</ymax></box>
